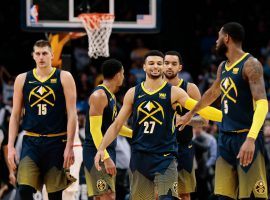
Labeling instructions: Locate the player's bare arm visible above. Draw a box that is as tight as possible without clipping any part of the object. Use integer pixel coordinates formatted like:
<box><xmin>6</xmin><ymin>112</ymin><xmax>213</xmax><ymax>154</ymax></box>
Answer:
<box><xmin>243</xmin><ymin>57</ymin><xmax>266</xmax><ymax>102</ymax></box>
<box><xmin>94</xmin><ymin>87</ymin><xmax>134</xmax><ymax>171</ymax></box>
<box><xmin>172</xmin><ymin>86</ymin><xmax>222</xmax><ymax>128</ymax></box>
<box><xmin>186</xmin><ymin>83</ymin><xmax>207</xmax><ymax>127</ymax></box>
<box><xmin>237</xmin><ymin>57</ymin><xmax>268</xmax><ymax>166</ymax></box>
<box><xmin>89</xmin><ymin>88</ymin><xmax>117</xmax><ymax>175</ymax></box>
<box><xmin>7</xmin><ymin>73</ymin><xmax>26</xmax><ymax>170</ymax></box>
<box><xmin>61</xmin><ymin>71</ymin><xmax>77</xmax><ymax>168</ymax></box>
<box><xmin>179</xmin><ymin>64</ymin><xmax>223</xmax><ymax>126</ymax></box>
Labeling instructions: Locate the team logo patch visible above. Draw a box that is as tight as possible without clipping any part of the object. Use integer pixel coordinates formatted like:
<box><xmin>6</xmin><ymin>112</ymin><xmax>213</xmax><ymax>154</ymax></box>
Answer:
<box><xmin>96</xmin><ymin>179</ymin><xmax>107</xmax><ymax>191</ymax></box>
<box><xmin>159</xmin><ymin>93</ymin><xmax>166</xmax><ymax>99</ymax></box>
<box><xmin>137</xmin><ymin>100</ymin><xmax>164</xmax><ymax>125</ymax></box>
<box><xmin>254</xmin><ymin>180</ymin><xmax>266</xmax><ymax>195</ymax></box>
<box><xmin>172</xmin><ymin>182</ymin><xmax>178</xmax><ymax>194</ymax></box>
<box><xmin>28</xmin><ymin>86</ymin><xmax>56</xmax><ymax>107</ymax></box>
<box><xmin>220</xmin><ymin>77</ymin><xmax>238</xmax><ymax>103</ymax></box>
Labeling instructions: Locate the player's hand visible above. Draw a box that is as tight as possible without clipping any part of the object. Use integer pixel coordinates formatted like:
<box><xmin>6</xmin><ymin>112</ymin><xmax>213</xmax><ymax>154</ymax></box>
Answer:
<box><xmin>63</xmin><ymin>145</ymin><xmax>75</xmax><ymax>168</ymax></box>
<box><xmin>176</xmin><ymin>111</ymin><xmax>194</xmax><ymax>131</ymax></box>
<box><xmin>94</xmin><ymin>150</ymin><xmax>105</xmax><ymax>171</ymax></box>
<box><xmin>237</xmin><ymin>137</ymin><xmax>255</xmax><ymax>167</ymax></box>
<box><xmin>9</xmin><ymin>172</ymin><xmax>16</xmax><ymax>187</ymax></box>
<box><xmin>7</xmin><ymin>146</ymin><xmax>18</xmax><ymax>170</ymax></box>
<box><xmin>104</xmin><ymin>158</ymin><xmax>117</xmax><ymax>176</ymax></box>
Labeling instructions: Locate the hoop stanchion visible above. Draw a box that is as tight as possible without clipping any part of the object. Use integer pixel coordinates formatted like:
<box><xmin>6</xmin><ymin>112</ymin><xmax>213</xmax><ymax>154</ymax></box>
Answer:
<box><xmin>78</xmin><ymin>13</ymin><xmax>115</xmax><ymax>59</ymax></box>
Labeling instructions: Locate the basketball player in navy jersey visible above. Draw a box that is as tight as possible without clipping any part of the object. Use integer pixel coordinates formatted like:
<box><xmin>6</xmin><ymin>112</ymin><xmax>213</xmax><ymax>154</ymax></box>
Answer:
<box><xmin>83</xmin><ymin>59</ymin><xmax>132</xmax><ymax>200</ymax></box>
<box><xmin>180</xmin><ymin>22</ymin><xmax>268</xmax><ymax>199</ymax></box>
<box><xmin>8</xmin><ymin>40</ymin><xmax>77</xmax><ymax>200</ymax></box>
<box><xmin>164</xmin><ymin>51</ymin><xmax>206</xmax><ymax>200</ymax></box>
<box><xmin>94</xmin><ymin>50</ymin><xmax>222</xmax><ymax>200</ymax></box>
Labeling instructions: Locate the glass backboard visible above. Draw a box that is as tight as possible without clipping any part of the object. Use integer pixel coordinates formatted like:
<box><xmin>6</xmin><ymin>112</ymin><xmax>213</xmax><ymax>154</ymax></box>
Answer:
<box><xmin>21</xmin><ymin>0</ymin><xmax>161</xmax><ymax>33</ymax></box>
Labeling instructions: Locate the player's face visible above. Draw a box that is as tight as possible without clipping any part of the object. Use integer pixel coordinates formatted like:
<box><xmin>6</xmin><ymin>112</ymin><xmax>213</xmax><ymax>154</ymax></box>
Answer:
<box><xmin>215</xmin><ymin>28</ymin><xmax>228</xmax><ymax>57</ymax></box>
<box><xmin>33</xmin><ymin>46</ymin><xmax>53</xmax><ymax>68</ymax></box>
<box><xmin>117</xmin><ymin>67</ymin><xmax>125</xmax><ymax>87</ymax></box>
<box><xmin>163</xmin><ymin>55</ymin><xmax>182</xmax><ymax>79</ymax></box>
<box><xmin>143</xmin><ymin>56</ymin><xmax>163</xmax><ymax>79</ymax></box>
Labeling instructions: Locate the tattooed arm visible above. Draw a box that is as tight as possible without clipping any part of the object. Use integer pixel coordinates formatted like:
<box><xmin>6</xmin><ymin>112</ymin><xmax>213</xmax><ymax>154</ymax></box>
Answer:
<box><xmin>179</xmin><ymin>63</ymin><xmax>223</xmax><ymax>126</ymax></box>
<box><xmin>237</xmin><ymin>57</ymin><xmax>267</xmax><ymax>167</ymax></box>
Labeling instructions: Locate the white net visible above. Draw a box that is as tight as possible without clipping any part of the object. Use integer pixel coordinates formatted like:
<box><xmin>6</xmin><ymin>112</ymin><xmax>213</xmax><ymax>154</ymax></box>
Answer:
<box><xmin>79</xmin><ymin>13</ymin><xmax>114</xmax><ymax>59</ymax></box>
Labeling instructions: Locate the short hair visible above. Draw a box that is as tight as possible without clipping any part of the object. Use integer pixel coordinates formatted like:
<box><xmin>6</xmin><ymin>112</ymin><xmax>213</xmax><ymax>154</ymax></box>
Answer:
<box><xmin>102</xmin><ymin>59</ymin><xmax>123</xmax><ymax>79</ymax></box>
<box><xmin>165</xmin><ymin>51</ymin><xmax>183</xmax><ymax>65</ymax></box>
<box><xmin>144</xmin><ymin>50</ymin><xmax>164</xmax><ymax>63</ymax></box>
<box><xmin>33</xmin><ymin>40</ymin><xmax>51</xmax><ymax>51</ymax></box>
<box><xmin>222</xmin><ymin>22</ymin><xmax>245</xmax><ymax>43</ymax></box>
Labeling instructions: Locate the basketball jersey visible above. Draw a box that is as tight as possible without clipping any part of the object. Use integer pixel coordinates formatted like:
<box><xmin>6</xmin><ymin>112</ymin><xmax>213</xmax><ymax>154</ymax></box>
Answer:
<box><xmin>220</xmin><ymin>53</ymin><xmax>254</xmax><ymax>132</ymax></box>
<box><xmin>175</xmin><ymin>79</ymin><xmax>193</xmax><ymax>144</ymax></box>
<box><xmin>131</xmin><ymin>81</ymin><xmax>177</xmax><ymax>155</ymax></box>
<box><xmin>85</xmin><ymin>84</ymin><xmax>118</xmax><ymax>150</ymax></box>
<box><xmin>22</xmin><ymin>68</ymin><xmax>67</xmax><ymax>135</ymax></box>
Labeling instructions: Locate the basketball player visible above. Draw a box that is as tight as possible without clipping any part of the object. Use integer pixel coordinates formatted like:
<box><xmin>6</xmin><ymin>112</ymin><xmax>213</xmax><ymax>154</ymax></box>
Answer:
<box><xmin>163</xmin><ymin>51</ymin><xmax>206</xmax><ymax>200</ymax></box>
<box><xmin>7</xmin><ymin>40</ymin><xmax>77</xmax><ymax>200</ymax></box>
<box><xmin>83</xmin><ymin>59</ymin><xmax>132</xmax><ymax>200</ymax></box>
<box><xmin>94</xmin><ymin>50</ymin><xmax>222</xmax><ymax>200</ymax></box>
<box><xmin>180</xmin><ymin>22</ymin><xmax>268</xmax><ymax>199</ymax></box>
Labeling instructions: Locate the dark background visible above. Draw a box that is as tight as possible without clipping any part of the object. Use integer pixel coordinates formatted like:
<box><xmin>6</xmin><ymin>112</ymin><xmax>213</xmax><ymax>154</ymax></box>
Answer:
<box><xmin>0</xmin><ymin>0</ymin><xmax>269</xmax><ymax>79</ymax></box>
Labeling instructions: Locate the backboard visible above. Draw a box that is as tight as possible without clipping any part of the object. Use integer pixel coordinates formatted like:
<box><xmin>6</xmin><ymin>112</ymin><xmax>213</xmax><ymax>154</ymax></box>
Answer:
<box><xmin>21</xmin><ymin>0</ymin><xmax>161</xmax><ymax>33</ymax></box>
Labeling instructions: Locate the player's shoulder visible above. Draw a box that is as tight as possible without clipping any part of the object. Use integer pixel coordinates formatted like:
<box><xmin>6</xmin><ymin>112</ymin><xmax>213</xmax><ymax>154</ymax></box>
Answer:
<box><xmin>243</xmin><ymin>56</ymin><xmax>263</xmax><ymax>77</ymax></box>
<box><xmin>187</xmin><ymin>82</ymin><xmax>199</xmax><ymax>90</ymax></box>
<box><xmin>91</xmin><ymin>87</ymin><xmax>107</xmax><ymax>99</ymax></box>
<box><xmin>15</xmin><ymin>72</ymin><xmax>27</xmax><ymax>84</ymax></box>
<box><xmin>60</xmin><ymin>69</ymin><xmax>74</xmax><ymax>79</ymax></box>
<box><xmin>126</xmin><ymin>87</ymin><xmax>136</xmax><ymax>97</ymax></box>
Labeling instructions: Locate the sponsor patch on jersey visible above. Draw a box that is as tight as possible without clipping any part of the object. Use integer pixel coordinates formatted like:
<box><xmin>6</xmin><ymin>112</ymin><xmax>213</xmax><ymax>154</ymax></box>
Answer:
<box><xmin>50</xmin><ymin>78</ymin><xmax>57</xmax><ymax>83</ymax></box>
<box><xmin>159</xmin><ymin>93</ymin><xmax>166</xmax><ymax>99</ymax></box>
<box><xmin>232</xmin><ymin>68</ymin><xmax>239</xmax><ymax>74</ymax></box>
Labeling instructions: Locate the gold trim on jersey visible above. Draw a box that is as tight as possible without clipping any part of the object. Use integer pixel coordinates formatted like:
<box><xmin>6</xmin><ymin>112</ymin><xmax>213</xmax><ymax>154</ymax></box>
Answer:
<box><xmin>231</xmin><ymin>129</ymin><xmax>250</xmax><ymax>133</ymax></box>
<box><xmin>25</xmin><ymin>131</ymin><xmax>67</xmax><ymax>137</ymax></box>
<box><xmin>137</xmin><ymin>100</ymin><xmax>164</xmax><ymax>125</ymax></box>
<box><xmin>141</xmin><ymin>81</ymin><xmax>167</xmax><ymax>95</ymax></box>
<box><xmin>33</xmin><ymin>67</ymin><xmax>56</xmax><ymax>83</ymax></box>
<box><xmin>220</xmin><ymin>77</ymin><xmax>238</xmax><ymax>103</ymax></box>
<box><xmin>172</xmin><ymin>111</ymin><xmax>177</xmax><ymax>133</ymax></box>
<box><xmin>225</xmin><ymin>53</ymin><xmax>249</xmax><ymax>71</ymax></box>
<box><xmin>99</xmin><ymin>84</ymin><xmax>116</xmax><ymax>100</ymax></box>
<box><xmin>176</xmin><ymin>79</ymin><xmax>184</xmax><ymax>88</ymax></box>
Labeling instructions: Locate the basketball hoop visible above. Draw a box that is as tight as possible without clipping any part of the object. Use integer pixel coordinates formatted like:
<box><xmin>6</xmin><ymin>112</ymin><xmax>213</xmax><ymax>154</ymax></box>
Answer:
<box><xmin>78</xmin><ymin>13</ymin><xmax>114</xmax><ymax>59</ymax></box>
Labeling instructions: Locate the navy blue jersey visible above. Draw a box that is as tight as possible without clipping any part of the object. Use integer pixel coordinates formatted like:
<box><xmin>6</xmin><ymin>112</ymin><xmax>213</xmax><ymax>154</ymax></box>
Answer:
<box><xmin>131</xmin><ymin>82</ymin><xmax>177</xmax><ymax>155</ymax></box>
<box><xmin>84</xmin><ymin>84</ymin><xmax>117</xmax><ymax>150</ymax></box>
<box><xmin>175</xmin><ymin>79</ymin><xmax>193</xmax><ymax>144</ymax></box>
<box><xmin>22</xmin><ymin>68</ymin><xmax>67</xmax><ymax>135</ymax></box>
<box><xmin>220</xmin><ymin>53</ymin><xmax>254</xmax><ymax>132</ymax></box>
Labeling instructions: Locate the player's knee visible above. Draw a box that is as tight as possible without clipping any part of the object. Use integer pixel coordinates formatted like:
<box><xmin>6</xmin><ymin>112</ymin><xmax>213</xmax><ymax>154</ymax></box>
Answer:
<box><xmin>48</xmin><ymin>190</ymin><xmax>63</xmax><ymax>200</ymax></box>
<box><xmin>158</xmin><ymin>195</ymin><xmax>179</xmax><ymax>200</ymax></box>
<box><xmin>18</xmin><ymin>185</ymin><xmax>36</xmax><ymax>200</ymax></box>
<box><xmin>179</xmin><ymin>193</ymin><xmax>191</xmax><ymax>200</ymax></box>
<box><xmin>98</xmin><ymin>191</ymin><xmax>115</xmax><ymax>200</ymax></box>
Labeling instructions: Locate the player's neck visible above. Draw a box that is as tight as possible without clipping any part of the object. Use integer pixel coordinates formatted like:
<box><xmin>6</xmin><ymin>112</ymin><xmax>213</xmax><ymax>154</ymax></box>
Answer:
<box><xmin>102</xmin><ymin>80</ymin><xmax>117</xmax><ymax>94</ymax></box>
<box><xmin>35</xmin><ymin>66</ymin><xmax>54</xmax><ymax>79</ymax></box>
<box><xmin>144</xmin><ymin>76</ymin><xmax>165</xmax><ymax>91</ymax></box>
<box><xmin>226</xmin><ymin>47</ymin><xmax>245</xmax><ymax>64</ymax></box>
<box><xmin>165</xmin><ymin>76</ymin><xmax>180</xmax><ymax>86</ymax></box>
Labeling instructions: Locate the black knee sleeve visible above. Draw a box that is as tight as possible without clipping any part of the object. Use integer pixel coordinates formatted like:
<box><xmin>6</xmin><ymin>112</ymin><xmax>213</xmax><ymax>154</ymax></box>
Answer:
<box><xmin>18</xmin><ymin>185</ymin><xmax>36</xmax><ymax>200</ymax></box>
<box><xmin>48</xmin><ymin>190</ymin><xmax>63</xmax><ymax>200</ymax></box>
